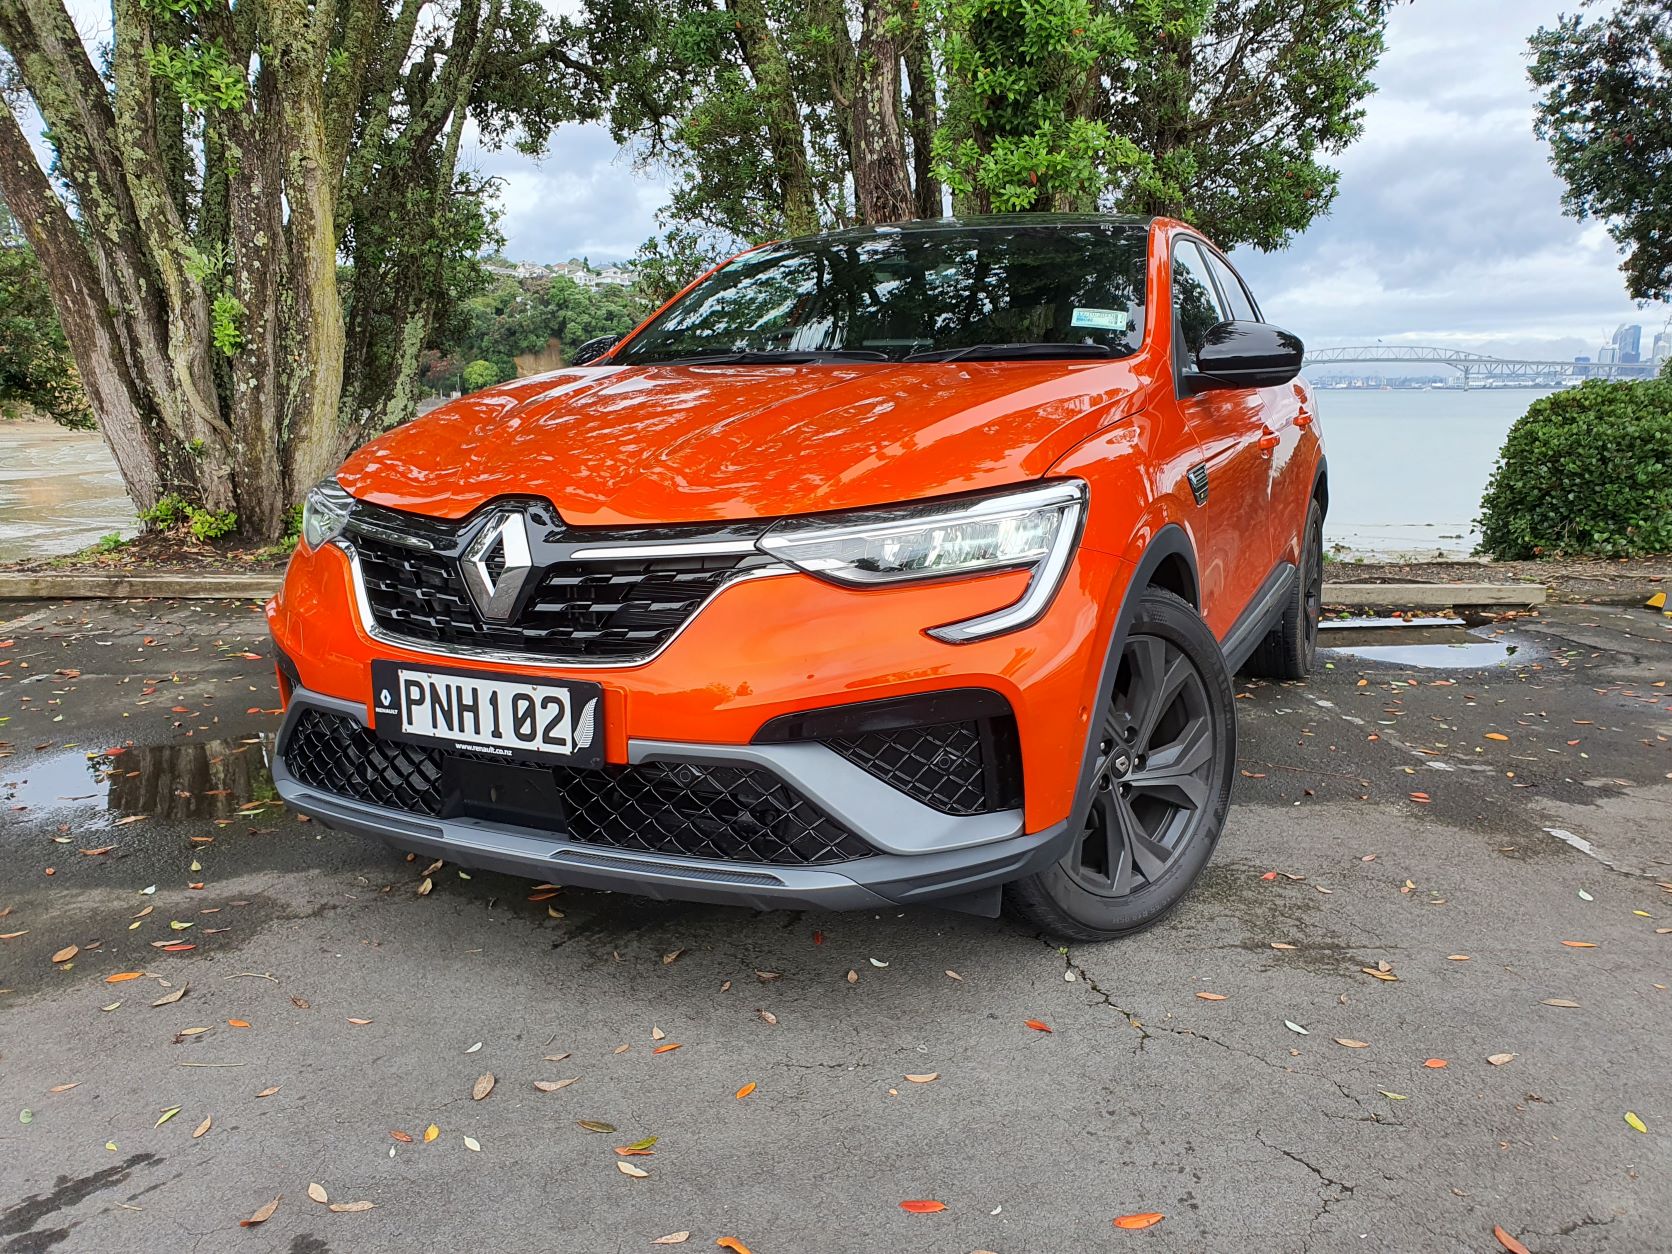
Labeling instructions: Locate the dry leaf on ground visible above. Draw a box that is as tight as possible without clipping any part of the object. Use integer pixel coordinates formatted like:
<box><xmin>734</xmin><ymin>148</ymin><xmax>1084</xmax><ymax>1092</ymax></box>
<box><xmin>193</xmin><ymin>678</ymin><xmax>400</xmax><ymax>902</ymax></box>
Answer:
<box><xmin>734</xmin><ymin>1082</ymin><xmax>756</xmax><ymax>1099</ymax></box>
<box><xmin>617</xmin><ymin>1161</ymin><xmax>649</xmax><ymax>1178</ymax></box>
<box><xmin>905</xmin><ymin>1073</ymin><xmax>939</xmax><ymax>1083</ymax></box>
<box><xmin>1493</xmin><ymin>1226</ymin><xmax>1532</xmax><ymax>1254</ymax></box>
<box><xmin>330</xmin><ymin>1201</ymin><xmax>376</xmax><ymax>1213</ymax></box>
<box><xmin>308</xmin><ymin>1183</ymin><xmax>328</xmax><ymax>1204</ymax></box>
<box><xmin>1024</xmin><ymin>1019</ymin><xmax>1051</xmax><ymax>1033</ymax></box>
<box><xmin>240</xmin><ymin>1197</ymin><xmax>281</xmax><ymax>1227</ymax></box>
<box><xmin>1114</xmin><ymin>1212</ymin><xmax>1165</xmax><ymax>1230</ymax></box>
<box><xmin>471</xmin><ymin>1073</ymin><xmax>494</xmax><ymax>1100</ymax></box>
<box><xmin>899</xmin><ymin>1200</ymin><xmax>946</xmax><ymax>1213</ymax></box>
<box><xmin>192</xmin><ymin>1115</ymin><xmax>211</xmax><ymax>1138</ymax></box>
<box><xmin>535</xmin><ymin>1079</ymin><xmax>579</xmax><ymax>1092</ymax></box>
<box><xmin>652</xmin><ymin>1234</ymin><xmax>690</xmax><ymax>1245</ymax></box>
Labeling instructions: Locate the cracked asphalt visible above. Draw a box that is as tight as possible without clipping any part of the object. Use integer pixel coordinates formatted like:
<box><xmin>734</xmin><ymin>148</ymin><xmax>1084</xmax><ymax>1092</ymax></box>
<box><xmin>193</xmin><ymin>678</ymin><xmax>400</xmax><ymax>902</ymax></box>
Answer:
<box><xmin>1</xmin><ymin>596</ymin><xmax>1668</xmax><ymax>1254</ymax></box>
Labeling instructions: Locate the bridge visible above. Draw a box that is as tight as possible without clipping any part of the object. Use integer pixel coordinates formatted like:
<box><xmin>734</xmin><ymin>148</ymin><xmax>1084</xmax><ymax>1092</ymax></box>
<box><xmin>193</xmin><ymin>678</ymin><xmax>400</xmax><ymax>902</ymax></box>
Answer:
<box><xmin>1302</xmin><ymin>345</ymin><xmax>1659</xmax><ymax>388</ymax></box>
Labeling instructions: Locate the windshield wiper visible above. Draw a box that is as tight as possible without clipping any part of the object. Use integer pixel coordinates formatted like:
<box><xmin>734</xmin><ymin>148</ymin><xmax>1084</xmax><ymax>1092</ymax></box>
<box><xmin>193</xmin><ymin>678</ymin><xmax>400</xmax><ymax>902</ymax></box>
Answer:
<box><xmin>640</xmin><ymin>348</ymin><xmax>890</xmax><ymax>366</ymax></box>
<box><xmin>904</xmin><ymin>342</ymin><xmax>1116</xmax><ymax>363</ymax></box>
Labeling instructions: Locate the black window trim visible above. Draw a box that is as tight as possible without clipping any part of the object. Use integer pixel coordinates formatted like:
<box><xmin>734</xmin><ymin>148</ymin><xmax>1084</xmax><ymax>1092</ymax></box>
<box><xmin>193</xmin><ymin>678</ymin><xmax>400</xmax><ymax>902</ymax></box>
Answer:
<box><xmin>1169</xmin><ymin>235</ymin><xmax>1230</xmax><ymax>395</ymax></box>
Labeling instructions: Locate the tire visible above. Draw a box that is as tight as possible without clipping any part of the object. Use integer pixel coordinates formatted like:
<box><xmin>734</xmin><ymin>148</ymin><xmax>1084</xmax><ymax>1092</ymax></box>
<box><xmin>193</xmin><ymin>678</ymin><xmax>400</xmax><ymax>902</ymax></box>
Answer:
<box><xmin>1007</xmin><ymin>587</ymin><xmax>1237</xmax><ymax>942</ymax></box>
<box><xmin>1245</xmin><ymin>499</ymin><xmax>1324</xmax><ymax>681</ymax></box>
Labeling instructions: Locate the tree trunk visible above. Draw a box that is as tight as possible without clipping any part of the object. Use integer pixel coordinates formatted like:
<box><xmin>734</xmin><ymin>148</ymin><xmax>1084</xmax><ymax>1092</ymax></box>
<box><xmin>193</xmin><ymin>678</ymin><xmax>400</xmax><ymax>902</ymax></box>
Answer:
<box><xmin>903</xmin><ymin>17</ymin><xmax>941</xmax><ymax>219</ymax></box>
<box><xmin>726</xmin><ymin>0</ymin><xmax>820</xmax><ymax>236</ymax></box>
<box><xmin>851</xmin><ymin>0</ymin><xmax>915</xmax><ymax>224</ymax></box>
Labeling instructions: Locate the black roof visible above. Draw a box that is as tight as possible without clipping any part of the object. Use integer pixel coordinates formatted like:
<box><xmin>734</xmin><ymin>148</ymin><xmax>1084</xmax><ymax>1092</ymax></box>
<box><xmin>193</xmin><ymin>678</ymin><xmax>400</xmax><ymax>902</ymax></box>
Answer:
<box><xmin>786</xmin><ymin>213</ymin><xmax>1155</xmax><ymax>244</ymax></box>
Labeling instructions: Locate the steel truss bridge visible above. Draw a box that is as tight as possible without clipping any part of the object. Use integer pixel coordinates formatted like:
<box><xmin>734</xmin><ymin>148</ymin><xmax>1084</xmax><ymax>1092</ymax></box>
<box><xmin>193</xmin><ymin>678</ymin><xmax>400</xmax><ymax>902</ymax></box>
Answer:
<box><xmin>1302</xmin><ymin>345</ymin><xmax>1658</xmax><ymax>387</ymax></box>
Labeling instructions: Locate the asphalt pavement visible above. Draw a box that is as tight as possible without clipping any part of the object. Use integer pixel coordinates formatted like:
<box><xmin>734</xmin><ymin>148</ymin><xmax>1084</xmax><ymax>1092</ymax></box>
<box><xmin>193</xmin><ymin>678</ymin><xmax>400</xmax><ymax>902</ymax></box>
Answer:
<box><xmin>1</xmin><ymin>596</ymin><xmax>1668</xmax><ymax>1254</ymax></box>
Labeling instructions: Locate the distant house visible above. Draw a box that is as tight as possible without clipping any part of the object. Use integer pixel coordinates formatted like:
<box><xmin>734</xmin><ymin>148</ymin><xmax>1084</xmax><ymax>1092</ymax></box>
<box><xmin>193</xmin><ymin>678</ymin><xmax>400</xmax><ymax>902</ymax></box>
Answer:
<box><xmin>482</xmin><ymin>255</ymin><xmax>634</xmax><ymax>288</ymax></box>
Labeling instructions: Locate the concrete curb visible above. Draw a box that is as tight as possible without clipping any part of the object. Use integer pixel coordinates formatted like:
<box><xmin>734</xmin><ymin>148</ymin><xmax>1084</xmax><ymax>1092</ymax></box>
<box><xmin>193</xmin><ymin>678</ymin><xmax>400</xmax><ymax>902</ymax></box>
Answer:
<box><xmin>1322</xmin><ymin>581</ymin><xmax>1546</xmax><ymax>608</ymax></box>
<box><xmin>0</xmin><ymin>572</ymin><xmax>280</xmax><ymax>600</ymax></box>
<box><xmin>3</xmin><ymin>570</ymin><xmax>1551</xmax><ymax>610</ymax></box>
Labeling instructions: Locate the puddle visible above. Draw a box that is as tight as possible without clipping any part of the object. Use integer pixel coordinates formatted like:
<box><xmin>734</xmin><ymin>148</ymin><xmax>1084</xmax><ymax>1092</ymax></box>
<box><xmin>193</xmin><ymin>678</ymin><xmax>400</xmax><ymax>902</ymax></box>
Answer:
<box><xmin>1320</xmin><ymin>620</ymin><xmax>1532</xmax><ymax>670</ymax></box>
<box><xmin>1</xmin><ymin>735</ymin><xmax>277</xmax><ymax>828</ymax></box>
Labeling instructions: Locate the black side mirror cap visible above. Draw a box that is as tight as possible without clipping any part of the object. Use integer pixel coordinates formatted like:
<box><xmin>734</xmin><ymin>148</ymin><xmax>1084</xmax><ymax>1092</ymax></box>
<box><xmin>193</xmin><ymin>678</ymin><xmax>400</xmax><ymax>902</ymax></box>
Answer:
<box><xmin>1184</xmin><ymin>320</ymin><xmax>1305</xmax><ymax>394</ymax></box>
<box><xmin>571</xmin><ymin>333</ymin><xmax>624</xmax><ymax>366</ymax></box>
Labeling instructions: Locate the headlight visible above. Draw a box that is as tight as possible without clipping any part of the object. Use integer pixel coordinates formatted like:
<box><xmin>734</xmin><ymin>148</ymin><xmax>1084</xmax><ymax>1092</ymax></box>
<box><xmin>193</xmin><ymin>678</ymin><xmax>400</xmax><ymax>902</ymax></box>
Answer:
<box><xmin>758</xmin><ymin>480</ymin><xmax>1086</xmax><ymax>642</ymax></box>
<box><xmin>300</xmin><ymin>480</ymin><xmax>355</xmax><ymax>551</ymax></box>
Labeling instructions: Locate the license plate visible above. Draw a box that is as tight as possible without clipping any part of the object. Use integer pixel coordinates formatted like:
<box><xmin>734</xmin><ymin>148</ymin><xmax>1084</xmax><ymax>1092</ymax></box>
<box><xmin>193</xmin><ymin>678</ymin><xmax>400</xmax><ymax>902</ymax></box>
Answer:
<box><xmin>370</xmin><ymin>661</ymin><xmax>604</xmax><ymax>767</ymax></box>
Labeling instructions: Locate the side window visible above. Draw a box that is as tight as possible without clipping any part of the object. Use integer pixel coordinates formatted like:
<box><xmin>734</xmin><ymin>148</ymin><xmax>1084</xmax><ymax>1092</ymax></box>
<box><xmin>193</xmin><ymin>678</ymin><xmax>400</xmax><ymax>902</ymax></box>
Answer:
<box><xmin>1204</xmin><ymin>250</ymin><xmax>1259</xmax><ymax>323</ymax></box>
<box><xmin>1171</xmin><ymin>241</ymin><xmax>1227</xmax><ymax>360</ymax></box>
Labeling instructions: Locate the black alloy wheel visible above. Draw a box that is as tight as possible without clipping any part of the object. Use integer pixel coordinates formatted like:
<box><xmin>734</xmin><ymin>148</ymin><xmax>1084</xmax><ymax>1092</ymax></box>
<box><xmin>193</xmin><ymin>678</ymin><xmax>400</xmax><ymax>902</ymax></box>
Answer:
<box><xmin>1008</xmin><ymin>587</ymin><xmax>1236</xmax><ymax>942</ymax></box>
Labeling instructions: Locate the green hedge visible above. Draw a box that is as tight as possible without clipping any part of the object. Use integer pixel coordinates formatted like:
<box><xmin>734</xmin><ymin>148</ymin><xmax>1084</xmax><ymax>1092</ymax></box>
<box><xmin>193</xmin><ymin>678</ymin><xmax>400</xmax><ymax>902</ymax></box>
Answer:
<box><xmin>1477</xmin><ymin>378</ymin><xmax>1672</xmax><ymax>559</ymax></box>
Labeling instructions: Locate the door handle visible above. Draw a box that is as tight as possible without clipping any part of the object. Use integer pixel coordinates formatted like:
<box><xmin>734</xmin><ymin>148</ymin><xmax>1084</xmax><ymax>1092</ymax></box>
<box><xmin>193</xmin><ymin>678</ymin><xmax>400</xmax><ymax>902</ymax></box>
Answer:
<box><xmin>1257</xmin><ymin>428</ymin><xmax>1281</xmax><ymax>452</ymax></box>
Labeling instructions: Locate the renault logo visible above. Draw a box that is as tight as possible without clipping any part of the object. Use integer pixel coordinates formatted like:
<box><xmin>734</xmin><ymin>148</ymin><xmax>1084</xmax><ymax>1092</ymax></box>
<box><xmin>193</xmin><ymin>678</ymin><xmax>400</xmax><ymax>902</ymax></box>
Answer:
<box><xmin>460</xmin><ymin>511</ymin><xmax>535</xmax><ymax>622</ymax></box>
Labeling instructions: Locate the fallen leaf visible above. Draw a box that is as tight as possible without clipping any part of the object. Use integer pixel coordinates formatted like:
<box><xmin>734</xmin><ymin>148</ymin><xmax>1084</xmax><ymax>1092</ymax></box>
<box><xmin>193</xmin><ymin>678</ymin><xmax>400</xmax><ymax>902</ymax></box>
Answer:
<box><xmin>662</xmin><ymin>948</ymin><xmax>685</xmax><ymax>965</ymax></box>
<box><xmin>390</xmin><ymin>1130</ymin><xmax>413</xmax><ymax>1143</ymax></box>
<box><xmin>472</xmin><ymin>1073</ymin><xmax>495</xmax><ymax>1100</ymax></box>
<box><xmin>1196</xmin><ymin>991</ymin><xmax>1227</xmax><ymax>1001</ymax></box>
<box><xmin>1024</xmin><ymin>1019</ymin><xmax>1052</xmax><ymax>1033</ymax></box>
<box><xmin>1333</xmin><ymin>1038</ymin><xmax>1370</xmax><ymax>1049</ymax></box>
<box><xmin>1361</xmin><ymin>967</ymin><xmax>1398</xmax><ymax>982</ymax></box>
<box><xmin>1625</xmin><ymin>1111</ymin><xmax>1648</xmax><ymax>1134</ymax></box>
<box><xmin>1269</xmin><ymin>942</ymin><xmax>1297</xmax><ymax>951</ymax></box>
<box><xmin>19</xmin><ymin>1110</ymin><xmax>32</xmax><ymax>1125</ymax></box>
<box><xmin>1577</xmin><ymin>889</ymin><xmax>1594</xmax><ymax>901</ymax></box>
<box><xmin>1424</xmin><ymin>1058</ymin><xmax>1448</xmax><ymax>1069</ymax></box>
<box><xmin>1487</xmin><ymin>1053</ymin><xmax>1516</xmax><ymax>1066</ymax></box>
<box><xmin>715</xmin><ymin>1240</ymin><xmax>753</xmax><ymax>1254</ymax></box>
<box><xmin>1285</xmin><ymin>1020</ymin><xmax>1309</xmax><ymax>1035</ymax></box>
<box><xmin>49</xmin><ymin>1083</ymin><xmax>79</xmax><ymax>1093</ymax></box>
<box><xmin>652</xmin><ymin>1234</ymin><xmax>690</xmax><ymax>1245</ymax></box>
<box><xmin>105</xmin><ymin>972</ymin><xmax>143</xmax><ymax>984</ymax></box>
<box><xmin>463</xmin><ymin>1135</ymin><xmax>481</xmax><ymax>1152</ymax></box>
<box><xmin>347</xmin><ymin>1018</ymin><xmax>372</xmax><ymax>1025</ymax></box>
<box><xmin>50</xmin><ymin>945</ymin><xmax>78</xmax><ymax>964</ymax></box>
<box><xmin>240</xmin><ymin>1196</ymin><xmax>281</xmax><ymax>1227</ymax></box>
<box><xmin>734</xmin><ymin>1082</ymin><xmax>756</xmax><ymax>1099</ymax></box>
<box><xmin>0</xmin><ymin>931</ymin><xmax>27</xmax><ymax>940</ymax></box>
<box><xmin>1408</xmin><ymin>791</ymin><xmax>1430</xmax><ymax>803</ymax></box>
<box><xmin>153</xmin><ymin>986</ymin><xmax>188</xmax><ymax>1006</ymax></box>
<box><xmin>545</xmin><ymin>1052</ymin><xmax>571</xmax><ymax>1062</ymax></box>
<box><xmin>653</xmin><ymin>1043</ymin><xmax>682</xmax><ymax>1054</ymax></box>
<box><xmin>1561</xmin><ymin>940</ymin><xmax>1597</xmax><ymax>949</ymax></box>
<box><xmin>291</xmin><ymin>996</ymin><xmax>310</xmax><ymax>1010</ymax></box>
<box><xmin>534</xmin><ymin>1079</ymin><xmax>579</xmax><ymax>1092</ymax></box>
<box><xmin>177</xmin><ymin>1026</ymin><xmax>212</xmax><ymax>1037</ymax></box>
<box><xmin>1484</xmin><ymin>733</ymin><xmax>1509</xmax><ymax>741</ymax></box>
<box><xmin>614</xmin><ymin>1043</ymin><xmax>631</xmax><ymax>1054</ymax></box>
<box><xmin>330</xmin><ymin>1201</ymin><xmax>376</xmax><ymax>1213</ymax></box>
<box><xmin>308</xmin><ymin>1183</ymin><xmax>328</xmax><ymax>1204</ymax></box>
<box><xmin>424</xmin><ymin>1123</ymin><xmax>439</xmax><ymax>1143</ymax></box>
<box><xmin>1114</xmin><ymin>1212</ymin><xmax>1165</xmax><ymax>1230</ymax></box>
<box><xmin>578</xmin><ymin>1120</ymin><xmax>616</xmax><ymax>1134</ymax></box>
<box><xmin>756</xmin><ymin>1009</ymin><xmax>778</xmax><ymax>1026</ymax></box>
<box><xmin>905</xmin><ymin>1073</ymin><xmax>939</xmax><ymax>1083</ymax></box>
<box><xmin>846</xmin><ymin>970</ymin><xmax>859</xmax><ymax>984</ymax></box>
<box><xmin>651</xmin><ymin>1026</ymin><xmax>666</xmax><ymax>1041</ymax></box>
<box><xmin>155</xmin><ymin>1106</ymin><xmax>182</xmax><ymax>1127</ymax></box>
<box><xmin>1494</xmin><ymin>1226</ymin><xmax>1532</xmax><ymax>1254</ymax></box>
<box><xmin>1378</xmin><ymin>1090</ymin><xmax>1408</xmax><ymax>1101</ymax></box>
<box><xmin>100</xmin><ymin>1002</ymin><xmax>121</xmax><ymax>1012</ymax></box>
<box><xmin>1541</xmin><ymin>999</ymin><xmax>1580</xmax><ymax>1008</ymax></box>
<box><xmin>256</xmin><ymin>1086</ymin><xmax>281</xmax><ymax>1098</ymax></box>
<box><xmin>899</xmin><ymin>1200</ymin><xmax>946</xmax><ymax>1213</ymax></box>
<box><xmin>227</xmin><ymin>1019</ymin><xmax>251</xmax><ymax>1029</ymax></box>
<box><xmin>1447</xmin><ymin>955</ymin><xmax>1471</xmax><ymax>962</ymax></box>
<box><xmin>192</xmin><ymin>1114</ymin><xmax>211</xmax><ymax>1138</ymax></box>
<box><xmin>617</xmin><ymin>1161</ymin><xmax>649</xmax><ymax>1178</ymax></box>
<box><xmin>945</xmin><ymin>970</ymin><xmax>962</xmax><ymax>981</ymax></box>
<box><xmin>416</xmin><ymin>878</ymin><xmax>433</xmax><ymax>896</ymax></box>
<box><xmin>868</xmin><ymin>958</ymin><xmax>888</xmax><ymax>968</ymax></box>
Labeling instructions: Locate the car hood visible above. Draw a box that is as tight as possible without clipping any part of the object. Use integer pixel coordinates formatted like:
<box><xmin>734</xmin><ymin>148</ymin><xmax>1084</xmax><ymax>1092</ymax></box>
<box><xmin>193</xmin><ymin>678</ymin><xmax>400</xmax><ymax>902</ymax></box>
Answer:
<box><xmin>338</xmin><ymin>360</ymin><xmax>1152</xmax><ymax>526</ymax></box>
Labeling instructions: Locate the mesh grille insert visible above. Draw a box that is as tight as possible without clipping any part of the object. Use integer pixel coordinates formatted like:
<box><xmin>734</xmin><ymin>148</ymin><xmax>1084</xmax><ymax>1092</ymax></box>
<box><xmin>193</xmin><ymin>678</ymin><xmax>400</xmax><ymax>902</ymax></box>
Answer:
<box><xmin>282</xmin><ymin>708</ymin><xmax>874</xmax><ymax>866</ymax></box>
<box><xmin>827</xmin><ymin>717</ymin><xmax>1021</xmax><ymax>815</ymax></box>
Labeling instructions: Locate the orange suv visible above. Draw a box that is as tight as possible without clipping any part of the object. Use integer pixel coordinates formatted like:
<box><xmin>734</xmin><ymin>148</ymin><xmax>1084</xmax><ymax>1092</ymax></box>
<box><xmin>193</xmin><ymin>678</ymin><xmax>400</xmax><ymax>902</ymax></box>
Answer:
<box><xmin>268</xmin><ymin>215</ymin><xmax>1325</xmax><ymax>941</ymax></box>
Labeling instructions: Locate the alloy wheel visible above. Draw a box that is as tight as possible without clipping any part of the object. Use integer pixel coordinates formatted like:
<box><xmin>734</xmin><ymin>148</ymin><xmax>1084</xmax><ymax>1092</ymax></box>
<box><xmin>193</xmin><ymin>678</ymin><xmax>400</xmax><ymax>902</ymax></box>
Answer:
<box><xmin>1066</xmin><ymin>631</ymin><xmax>1217</xmax><ymax>898</ymax></box>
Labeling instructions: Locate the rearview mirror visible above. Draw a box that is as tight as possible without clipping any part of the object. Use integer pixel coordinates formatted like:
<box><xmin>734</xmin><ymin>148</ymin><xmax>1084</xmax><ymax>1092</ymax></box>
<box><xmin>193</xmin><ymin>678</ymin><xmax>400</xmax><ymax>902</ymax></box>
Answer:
<box><xmin>571</xmin><ymin>333</ymin><xmax>623</xmax><ymax>366</ymax></box>
<box><xmin>1185</xmin><ymin>321</ymin><xmax>1304</xmax><ymax>393</ymax></box>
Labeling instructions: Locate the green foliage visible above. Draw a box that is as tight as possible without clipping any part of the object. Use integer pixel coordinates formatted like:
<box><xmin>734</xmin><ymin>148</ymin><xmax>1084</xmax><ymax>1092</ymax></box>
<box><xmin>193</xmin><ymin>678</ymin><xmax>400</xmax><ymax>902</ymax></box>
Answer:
<box><xmin>460</xmin><ymin>359</ymin><xmax>505</xmax><ymax>393</ymax></box>
<box><xmin>933</xmin><ymin>0</ymin><xmax>1139</xmax><ymax>213</ymax></box>
<box><xmin>430</xmin><ymin>271</ymin><xmax>644</xmax><ymax>392</ymax></box>
<box><xmin>0</xmin><ymin>204</ymin><xmax>93</xmax><ymax>429</ymax></box>
<box><xmin>631</xmin><ymin>227</ymin><xmax>730</xmax><ymax>306</ymax></box>
<box><xmin>1530</xmin><ymin>1</ymin><xmax>1672</xmax><ymax>302</ymax></box>
<box><xmin>1478</xmin><ymin>379</ymin><xmax>1672</xmax><ymax>559</ymax></box>
<box><xmin>146</xmin><ymin>42</ymin><xmax>248</xmax><ymax>111</ymax></box>
<box><xmin>94</xmin><ymin>532</ymin><xmax>127</xmax><ymax>553</ymax></box>
<box><xmin>138</xmin><ymin>492</ymin><xmax>239</xmax><ymax>541</ymax></box>
<box><xmin>210</xmin><ymin>294</ymin><xmax>244</xmax><ymax>356</ymax></box>
<box><xmin>1102</xmin><ymin>0</ymin><xmax>1397</xmax><ymax>250</ymax></box>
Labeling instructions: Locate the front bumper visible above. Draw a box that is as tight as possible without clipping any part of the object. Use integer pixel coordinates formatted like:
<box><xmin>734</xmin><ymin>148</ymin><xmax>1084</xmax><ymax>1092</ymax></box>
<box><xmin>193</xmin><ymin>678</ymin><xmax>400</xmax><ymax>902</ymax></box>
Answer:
<box><xmin>274</xmin><ymin>689</ymin><xmax>1076</xmax><ymax>913</ymax></box>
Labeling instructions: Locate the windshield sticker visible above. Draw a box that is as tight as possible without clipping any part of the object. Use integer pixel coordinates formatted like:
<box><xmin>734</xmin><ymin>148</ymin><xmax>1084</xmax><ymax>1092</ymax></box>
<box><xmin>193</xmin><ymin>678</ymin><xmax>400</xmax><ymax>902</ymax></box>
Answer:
<box><xmin>1071</xmin><ymin>308</ymin><xmax>1127</xmax><ymax>331</ymax></box>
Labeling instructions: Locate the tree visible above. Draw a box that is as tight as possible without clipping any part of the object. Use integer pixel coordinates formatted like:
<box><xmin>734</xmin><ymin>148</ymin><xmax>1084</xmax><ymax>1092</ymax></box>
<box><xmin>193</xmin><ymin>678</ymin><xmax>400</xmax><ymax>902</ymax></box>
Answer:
<box><xmin>437</xmin><ymin>271</ymin><xmax>644</xmax><ymax>380</ymax></box>
<box><xmin>1530</xmin><ymin>0</ymin><xmax>1672</xmax><ymax>303</ymax></box>
<box><xmin>0</xmin><ymin>201</ymin><xmax>91</xmax><ymax>428</ymax></box>
<box><xmin>591</xmin><ymin>0</ymin><xmax>1396</xmax><ymax>260</ymax></box>
<box><xmin>0</xmin><ymin>0</ymin><xmax>597</xmax><ymax>539</ymax></box>
<box><xmin>460</xmin><ymin>359</ymin><xmax>503</xmax><ymax>392</ymax></box>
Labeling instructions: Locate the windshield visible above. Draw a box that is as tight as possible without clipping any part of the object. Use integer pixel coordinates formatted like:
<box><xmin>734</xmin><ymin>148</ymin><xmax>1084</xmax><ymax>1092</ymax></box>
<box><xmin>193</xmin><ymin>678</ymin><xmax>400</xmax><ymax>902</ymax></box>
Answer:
<box><xmin>613</xmin><ymin>223</ymin><xmax>1149</xmax><ymax>366</ymax></box>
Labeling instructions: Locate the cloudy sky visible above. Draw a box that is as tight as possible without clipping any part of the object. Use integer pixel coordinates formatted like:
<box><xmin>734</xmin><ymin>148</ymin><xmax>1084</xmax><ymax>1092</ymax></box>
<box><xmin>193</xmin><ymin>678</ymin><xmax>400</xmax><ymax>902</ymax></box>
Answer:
<box><xmin>472</xmin><ymin>0</ymin><xmax>1664</xmax><ymax>361</ymax></box>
